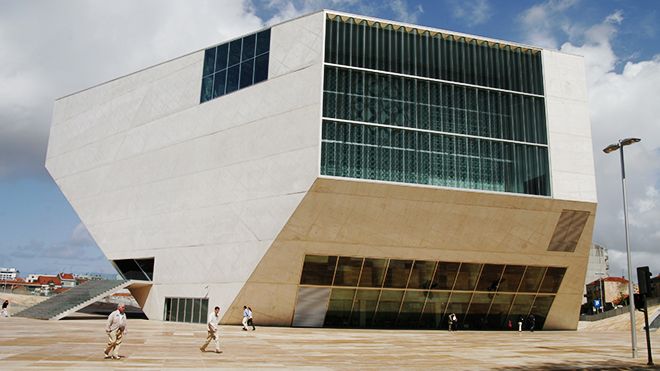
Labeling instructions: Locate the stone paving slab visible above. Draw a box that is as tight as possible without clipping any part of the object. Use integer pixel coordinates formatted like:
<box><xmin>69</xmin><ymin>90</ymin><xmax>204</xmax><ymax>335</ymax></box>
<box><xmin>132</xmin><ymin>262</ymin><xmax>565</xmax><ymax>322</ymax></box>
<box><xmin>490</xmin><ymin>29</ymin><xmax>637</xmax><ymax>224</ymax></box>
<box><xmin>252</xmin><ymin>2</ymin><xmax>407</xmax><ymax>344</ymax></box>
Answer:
<box><xmin>0</xmin><ymin>316</ymin><xmax>658</xmax><ymax>370</ymax></box>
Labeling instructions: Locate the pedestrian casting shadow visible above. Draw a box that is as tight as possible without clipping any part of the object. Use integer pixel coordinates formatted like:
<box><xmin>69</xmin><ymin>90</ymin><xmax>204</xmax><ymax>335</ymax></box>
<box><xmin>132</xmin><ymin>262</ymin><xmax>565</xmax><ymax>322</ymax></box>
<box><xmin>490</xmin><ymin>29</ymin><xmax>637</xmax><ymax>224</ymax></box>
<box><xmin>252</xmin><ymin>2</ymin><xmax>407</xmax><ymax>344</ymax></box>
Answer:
<box><xmin>493</xmin><ymin>359</ymin><xmax>659</xmax><ymax>370</ymax></box>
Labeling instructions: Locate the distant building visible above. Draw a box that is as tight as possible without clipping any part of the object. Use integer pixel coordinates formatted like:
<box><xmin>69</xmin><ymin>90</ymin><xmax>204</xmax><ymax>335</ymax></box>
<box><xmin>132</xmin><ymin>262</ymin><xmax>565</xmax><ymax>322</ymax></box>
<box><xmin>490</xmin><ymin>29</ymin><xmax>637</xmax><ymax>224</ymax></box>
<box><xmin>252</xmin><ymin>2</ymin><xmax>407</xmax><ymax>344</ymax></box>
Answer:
<box><xmin>584</xmin><ymin>244</ymin><xmax>608</xmax><ymax>285</ymax></box>
<box><xmin>26</xmin><ymin>274</ymin><xmax>46</xmax><ymax>283</ymax></box>
<box><xmin>585</xmin><ymin>276</ymin><xmax>631</xmax><ymax>311</ymax></box>
<box><xmin>58</xmin><ymin>273</ymin><xmax>76</xmax><ymax>288</ymax></box>
<box><xmin>0</xmin><ymin>267</ymin><xmax>19</xmax><ymax>281</ymax></box>
<box><xmin>582</xmin><ymin>244</ymin><xmax>608</xmax><ymax>304</ymax></box>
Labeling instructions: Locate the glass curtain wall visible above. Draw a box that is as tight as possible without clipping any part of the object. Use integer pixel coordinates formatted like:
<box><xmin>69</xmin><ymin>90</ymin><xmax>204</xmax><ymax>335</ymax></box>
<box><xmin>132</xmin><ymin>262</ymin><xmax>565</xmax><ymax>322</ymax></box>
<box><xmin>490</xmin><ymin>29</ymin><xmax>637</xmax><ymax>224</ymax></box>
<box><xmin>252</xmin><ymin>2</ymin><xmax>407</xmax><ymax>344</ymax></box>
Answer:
<box><xmin>163</xmin><ymin>297</ymin><xmax>209</xmax><ymax>324</ymax></box>
<box><xmin>322</xmin><ymin>14</ymin><xmax>550</xmax><ymax>196</ymax></box>
<box><xmin>297</xmin><ymin>254</ymin><xmax>566</xmax><ymax>330</ymax></box>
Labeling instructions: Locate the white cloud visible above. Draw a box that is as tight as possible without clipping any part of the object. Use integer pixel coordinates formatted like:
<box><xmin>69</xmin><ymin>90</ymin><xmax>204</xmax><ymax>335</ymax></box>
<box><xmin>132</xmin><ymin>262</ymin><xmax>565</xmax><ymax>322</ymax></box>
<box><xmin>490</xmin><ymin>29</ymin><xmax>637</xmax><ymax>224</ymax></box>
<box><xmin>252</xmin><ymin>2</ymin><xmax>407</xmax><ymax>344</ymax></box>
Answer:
<box><xmin>555</xmin><ymin>12</ymin><xmax>660</xmax><ymax>278</ymax></box>
<box><xmin>0</xmin><ymin>0</ymin><xmax>264</xmax><ymax>181</ymax></box>
<box><xmin>450</xmin><ymin>0</ymin><xmax>491</xmax><ymax>27</ymax></box>
<box><xmin>518</xmin><ymin>0</ymin><xmax>579</xmax><ymax>49</ymax></box>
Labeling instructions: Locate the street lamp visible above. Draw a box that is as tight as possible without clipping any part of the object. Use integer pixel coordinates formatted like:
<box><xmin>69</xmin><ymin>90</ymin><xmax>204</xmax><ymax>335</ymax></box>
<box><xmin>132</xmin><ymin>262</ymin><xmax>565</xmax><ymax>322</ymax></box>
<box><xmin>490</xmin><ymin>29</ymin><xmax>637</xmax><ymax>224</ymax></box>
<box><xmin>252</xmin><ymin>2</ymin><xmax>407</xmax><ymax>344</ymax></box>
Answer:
<box><xmin>595</xmin><ymin>272</ymin><xmax>607</xmax><ymax>313</ymax></box>
<box><xmin>603</xmin><ymin>137</ymin><xmax>641</xmax><ymax>358</ymax></box>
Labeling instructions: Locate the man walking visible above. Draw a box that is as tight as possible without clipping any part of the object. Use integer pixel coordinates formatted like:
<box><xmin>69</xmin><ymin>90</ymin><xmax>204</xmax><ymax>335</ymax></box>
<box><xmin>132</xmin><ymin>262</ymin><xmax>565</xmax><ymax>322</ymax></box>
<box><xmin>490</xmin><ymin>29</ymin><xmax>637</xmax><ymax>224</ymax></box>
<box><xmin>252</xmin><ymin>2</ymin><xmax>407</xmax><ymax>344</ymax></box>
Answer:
<box><xmin>242</xmin><ymin>306</ymin><xmax>250</xmax><ymax>331</ymax></box>
<box><xmin>247</xmin><ymin>306</ymin><xmax>256</xmax><ymax>331</ymax></box>
<box><xmin>200</xmin><ymin>306</ymin><xmax>222</xmax><ymax>353</ymax></box>
<box><xmin>104</xmin><ymin>304</ymin><xmax>127</xmax><ymax>359</ymax></box>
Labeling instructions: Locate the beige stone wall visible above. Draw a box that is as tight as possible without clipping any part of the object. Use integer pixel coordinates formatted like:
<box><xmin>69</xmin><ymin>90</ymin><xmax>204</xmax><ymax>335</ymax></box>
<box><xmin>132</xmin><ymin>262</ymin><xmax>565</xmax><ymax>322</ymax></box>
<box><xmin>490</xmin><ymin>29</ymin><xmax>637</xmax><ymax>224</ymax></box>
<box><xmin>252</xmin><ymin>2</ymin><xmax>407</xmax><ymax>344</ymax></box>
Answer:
<box><xmin>227</xmin><ymin>178</ymin><xmax>596</xmax><ymax>329</ymax></box>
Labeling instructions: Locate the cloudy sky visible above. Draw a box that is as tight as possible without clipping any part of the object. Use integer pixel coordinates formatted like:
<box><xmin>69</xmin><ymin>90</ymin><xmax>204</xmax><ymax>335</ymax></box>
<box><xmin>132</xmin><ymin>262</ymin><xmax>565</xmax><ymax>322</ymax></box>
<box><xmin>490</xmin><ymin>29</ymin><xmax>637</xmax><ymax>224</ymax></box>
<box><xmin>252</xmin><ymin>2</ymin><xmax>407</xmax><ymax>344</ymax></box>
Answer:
<box><xmin>0</xmin><ymin>0</ymin><xmax>658</xmax><ymax>278</ymax></box>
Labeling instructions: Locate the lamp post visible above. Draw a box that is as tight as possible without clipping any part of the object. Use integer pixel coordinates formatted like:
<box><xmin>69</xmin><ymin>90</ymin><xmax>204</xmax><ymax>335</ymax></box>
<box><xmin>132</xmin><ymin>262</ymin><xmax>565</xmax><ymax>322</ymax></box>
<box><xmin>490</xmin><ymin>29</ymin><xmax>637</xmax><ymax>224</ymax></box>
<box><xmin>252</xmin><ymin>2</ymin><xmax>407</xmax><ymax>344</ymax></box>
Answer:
<box><xmin>595</xmin><ymin>272</ymin><xmax>606</xmax><ymax>313</ymax></box>
<box><xmin>603</xmin><ymin>137</ymin><xmax>641</xmax><ymax>358</ymax></box>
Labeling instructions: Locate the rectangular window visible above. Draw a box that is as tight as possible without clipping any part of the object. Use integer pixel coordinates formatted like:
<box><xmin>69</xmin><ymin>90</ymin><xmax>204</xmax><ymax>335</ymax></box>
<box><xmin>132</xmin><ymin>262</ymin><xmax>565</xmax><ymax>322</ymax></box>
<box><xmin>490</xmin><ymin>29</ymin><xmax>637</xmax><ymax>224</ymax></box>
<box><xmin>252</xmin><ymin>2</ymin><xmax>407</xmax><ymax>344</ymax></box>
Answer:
<box><xmin>200</xmin><ymin>28</ymin><xmax>271</xmax><ymax>103</ymax></box>
<box><xmin>163</xmin><ymin>297</ymin><xmax>208</xmax><ymax>324</ymax></box>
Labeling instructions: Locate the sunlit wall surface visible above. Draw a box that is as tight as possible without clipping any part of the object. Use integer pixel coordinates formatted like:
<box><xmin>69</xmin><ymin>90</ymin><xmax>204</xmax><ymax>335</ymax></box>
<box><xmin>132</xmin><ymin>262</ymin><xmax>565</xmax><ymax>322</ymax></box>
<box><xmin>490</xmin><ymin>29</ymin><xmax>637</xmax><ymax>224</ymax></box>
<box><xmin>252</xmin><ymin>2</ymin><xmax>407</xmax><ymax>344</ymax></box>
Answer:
<box><xmin>299</xmin><ymin>255</ymin><xmax>565</xmax><ymax>330</ymax></box>
<box><xmin>321</xmin><ymin>14</ymin><xmax>550</xmax><ymax>196</ymax></box>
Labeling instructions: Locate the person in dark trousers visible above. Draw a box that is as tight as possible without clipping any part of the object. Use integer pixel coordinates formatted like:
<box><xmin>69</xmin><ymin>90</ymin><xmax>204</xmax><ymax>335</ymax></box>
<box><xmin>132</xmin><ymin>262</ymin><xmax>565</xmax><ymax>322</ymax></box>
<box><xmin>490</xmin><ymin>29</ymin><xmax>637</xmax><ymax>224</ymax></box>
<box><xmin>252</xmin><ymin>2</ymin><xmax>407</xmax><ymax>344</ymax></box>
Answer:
<box><xmin>247</xmin><ymin>307</ymin><xmax>256</xmax><ymax>331</ymax></box>
<box><xmin>448</xmin><ymin>313</ymin><xmax>457</xmax><ymax>332</ymax></box>
<box><xmin>527</xmin><ymin>314</ymin><xmax>536</xmax><ymax>332</ymax></box>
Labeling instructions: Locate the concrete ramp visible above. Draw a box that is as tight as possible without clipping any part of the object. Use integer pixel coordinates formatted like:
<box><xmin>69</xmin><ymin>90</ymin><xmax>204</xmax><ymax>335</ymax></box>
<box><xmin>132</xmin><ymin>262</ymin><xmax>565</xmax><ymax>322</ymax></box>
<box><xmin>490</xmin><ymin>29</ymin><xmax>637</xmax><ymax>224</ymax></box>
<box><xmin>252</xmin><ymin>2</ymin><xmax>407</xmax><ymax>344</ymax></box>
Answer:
<box><xmin>15</xmin><ymin>280</ymin><xmax>150</xmax><ymax>320</ymax></box>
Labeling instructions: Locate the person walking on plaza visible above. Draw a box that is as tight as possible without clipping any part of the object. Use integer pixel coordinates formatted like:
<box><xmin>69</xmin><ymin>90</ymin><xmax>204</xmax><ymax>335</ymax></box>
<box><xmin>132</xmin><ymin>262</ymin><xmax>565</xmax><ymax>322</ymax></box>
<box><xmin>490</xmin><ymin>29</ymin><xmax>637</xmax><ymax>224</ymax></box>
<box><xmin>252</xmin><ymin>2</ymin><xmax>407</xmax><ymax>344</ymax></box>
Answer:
<box><xmin>448</xmin><ymin>312</ymin><xmax>457</xmax><ymax>332</ymax></box>
<box><xmin>242</xmin><ymin>306</ymin><xmax>250</xmax><ymax>331</ymax></box>
<box><xmin>200</xmin><ymin>306</ymin><xmax>222</xmax><ymax>353</ymax></box>
<box><xmin>104</xmin><ymin>304</ymin><xmax>127</xmax><ymax>359</ymax></box>
<box><xmin>527</xmin><ymin>314</ymin><xmax>536</xmax><ymax>332</ymax></box>
<box><xmin>517</xmin><ymin>316</ymin><xmax>524</xmax><ymax>332</ymax></box>
<box><xmin>2</xmin><ymin>300</ymin><xmax>9</xmax><ymax>317</ymax></box>
<box><xmin>247</xmin><ymin>306</ymin><xmax>256</xmax><ymax>331</ymax></box>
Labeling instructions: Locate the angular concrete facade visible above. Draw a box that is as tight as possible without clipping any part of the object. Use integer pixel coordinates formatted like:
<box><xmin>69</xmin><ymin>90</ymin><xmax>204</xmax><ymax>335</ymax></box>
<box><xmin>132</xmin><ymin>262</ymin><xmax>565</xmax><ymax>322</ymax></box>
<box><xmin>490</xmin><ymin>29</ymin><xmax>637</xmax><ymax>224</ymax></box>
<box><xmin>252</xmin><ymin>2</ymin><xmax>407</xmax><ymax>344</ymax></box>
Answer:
<box><xmin>46</xmin><ymin>10</ymin><xmax>596</xmax><ymax>330</ymax></box>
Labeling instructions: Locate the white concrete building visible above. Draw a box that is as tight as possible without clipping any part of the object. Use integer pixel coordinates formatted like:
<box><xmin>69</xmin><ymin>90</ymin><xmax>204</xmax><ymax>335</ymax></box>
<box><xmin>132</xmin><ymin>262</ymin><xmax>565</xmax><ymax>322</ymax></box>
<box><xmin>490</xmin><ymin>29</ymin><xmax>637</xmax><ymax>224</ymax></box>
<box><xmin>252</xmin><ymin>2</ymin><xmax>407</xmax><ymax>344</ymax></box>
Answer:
<box><xmin>0</xmin><ymin>268</ymin><xmax>19</xmax><ymax>281</ymax></box>
<box><xmin>46</xmin><ymin>10</ymin><xmax>596</xmax><ymax>330</ymax></box>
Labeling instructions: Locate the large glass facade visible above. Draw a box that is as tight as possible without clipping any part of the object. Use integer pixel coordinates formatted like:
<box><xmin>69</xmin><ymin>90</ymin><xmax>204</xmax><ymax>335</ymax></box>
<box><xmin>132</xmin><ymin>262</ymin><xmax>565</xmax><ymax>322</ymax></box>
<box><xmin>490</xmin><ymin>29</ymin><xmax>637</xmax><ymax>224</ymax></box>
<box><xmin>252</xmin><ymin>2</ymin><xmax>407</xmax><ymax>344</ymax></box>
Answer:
<box><xmin>298</xmin><ymin>254</ymin><xmax>566</xmax><ymax>330</ymax></box>
<box><xmin>200</xmin><ymin>29</ymin><xmax>271</xmax><ymax>103</ymax></box>
<box><xmin>321</xmin><ymin>15</ymin><xmax>550</xmax><ymax>196</ymax></box>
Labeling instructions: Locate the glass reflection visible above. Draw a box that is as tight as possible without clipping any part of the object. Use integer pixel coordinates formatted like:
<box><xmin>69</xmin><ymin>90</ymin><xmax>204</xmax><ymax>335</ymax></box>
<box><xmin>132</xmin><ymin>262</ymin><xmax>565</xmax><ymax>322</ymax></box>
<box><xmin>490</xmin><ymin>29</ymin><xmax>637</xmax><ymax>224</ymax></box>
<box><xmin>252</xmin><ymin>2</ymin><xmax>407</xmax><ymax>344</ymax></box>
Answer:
<box><xmin>300</xmin><ymin>255</ymin><xmax>337</xmax><ymax>285</ymax></box>
<box><xmin>359</xmin><ymin>258</ymin><xmax>387</xmax><ymax>287</ymax></box>
<box><xmin>297</xmin><ymin>254</ymin><xmax>564</xmax><ymax>330</ymax></box>
<box><xmin>508</xmin><ymin>294</ymin><xmax>535</xmax><ymax>325</ymax></box>
<box><xmin>498</xmin><ymin>265</ymin><xmax>525</xmax><ymax>292</ymax></box>
<box><xmin>350</xmin><ymin>289</ymin><xmax>379</xmax><ymax>327</ymax></box>
<box><xmin>432</xmin><ymin>262</ymin><xmax>460</xmax><ymax>290</ymax></box>
<box><xmin>539</xmin><ymin>267</ymin><xmax>566</xmax><ymax>293</ymax></box>
<box><xmin>519</xmin><ymin>266</ymin><xmax>545</xmax><ymax>293</ymax></box>
<box><xmin>334</xmin><ymin>257</ymin><xmax>363</xmax><ymax>287</ymax></box>
<box><xmin>420</xmin><ymin>291</ymin><xmax>449</xmax><ymax>328</ymax></box>
<box><xmin>383</xmin><ymin>259</ymin><xmax>413</xmax><ymax>288</ymax></box>
<box><xmin>488</xmin><ymin>293</ymin><xmax>514</xmax><ymax>329</ymax></box>
<box><xmin>373</xmin><ymin>290</ymin><xmax>404</xmax><ymax>327</ymax></box>
<box><xmin>408</xmin><ymin>260</ymin><xmax>436</xmax><ymax>289</ymax></box>
<box><xmin>476</xmin><ymin>264</ymin><xmax>505</xmax><ymax>292</ymax></box>
<box><xmin>454</xmin><ymin>263</ymin><xmax>482</xmax><ymax>291</ymax></box>
<box><xmin>398</xmin><ymin>290</ymin><xmax>428</xmax><ymax>327</ymax></box>
<box><xmin>465</xmin><ymin>293</ymin><xmax>493</xmax><ymax>329</ymax></box>
<box><xmin>445</xmin><ymin>292</ymin><xmax>473</xmax><ymax>328</ymax></box>
<box><xmin>325</xmin><ymin>288</ymin><xmax>356</xmax><ymax>327</ymax></box>
<box><xmin>530</xmin><ymin>295</ymin><xmax>555</xmax><ymax>328</ymax></box>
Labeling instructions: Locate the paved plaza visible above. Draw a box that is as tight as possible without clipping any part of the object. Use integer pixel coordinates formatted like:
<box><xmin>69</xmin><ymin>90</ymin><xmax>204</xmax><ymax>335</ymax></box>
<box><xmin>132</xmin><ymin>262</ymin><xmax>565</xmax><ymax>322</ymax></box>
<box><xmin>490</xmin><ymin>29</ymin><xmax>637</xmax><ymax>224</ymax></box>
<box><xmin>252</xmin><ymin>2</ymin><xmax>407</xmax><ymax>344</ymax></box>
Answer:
<box><xmin>0</xmin><ymin>316</ymin><xmax>658</xmax><ymax>370</ymax></box>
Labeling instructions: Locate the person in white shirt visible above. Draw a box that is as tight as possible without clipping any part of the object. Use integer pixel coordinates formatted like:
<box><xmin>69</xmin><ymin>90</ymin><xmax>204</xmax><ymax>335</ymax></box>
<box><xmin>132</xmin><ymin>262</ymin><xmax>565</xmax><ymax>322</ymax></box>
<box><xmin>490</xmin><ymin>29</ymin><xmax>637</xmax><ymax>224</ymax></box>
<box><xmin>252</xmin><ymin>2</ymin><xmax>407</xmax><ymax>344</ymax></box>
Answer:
<box><xmin>242</xmin><ymin>306</ymin><xmax>250</xmax><ymax>331</ymax></box>
<box><xmin>104</xmin><ymin>304</ymin><xmax>127</xmax><ymax>359</ymax></box>
<box><xmin>200</xmin><ymin>306</ymin><xmax>222</xmax><ymax>353</ymax></box>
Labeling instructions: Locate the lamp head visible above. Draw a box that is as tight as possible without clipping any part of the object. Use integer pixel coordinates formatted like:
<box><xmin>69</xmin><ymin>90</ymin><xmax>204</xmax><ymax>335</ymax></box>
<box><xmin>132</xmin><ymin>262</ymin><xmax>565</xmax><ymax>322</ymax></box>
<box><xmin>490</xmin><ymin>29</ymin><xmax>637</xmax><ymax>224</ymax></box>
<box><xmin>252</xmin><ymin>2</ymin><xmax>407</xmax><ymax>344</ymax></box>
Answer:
<box><xmin>603</xmin><ymin>144</ymin><xmax>620</xmax><ymax>154</ymax></box>
<box><xmin>620</xmin><ymin>137</ymin><xmax>641</xmax><ymax>146</ymax></box>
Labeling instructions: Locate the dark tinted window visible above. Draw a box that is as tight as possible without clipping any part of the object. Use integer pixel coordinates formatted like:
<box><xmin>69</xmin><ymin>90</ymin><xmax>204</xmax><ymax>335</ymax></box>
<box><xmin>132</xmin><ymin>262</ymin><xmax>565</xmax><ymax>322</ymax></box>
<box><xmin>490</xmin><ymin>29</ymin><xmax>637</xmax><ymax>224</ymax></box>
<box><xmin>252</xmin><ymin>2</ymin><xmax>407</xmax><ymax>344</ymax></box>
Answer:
<box><xmin>239</xmin><ymin>59</ymin><xmax>254</xmax><ymax>89</ymax></box>
<box><xmin>242</xmin><ymin>34</ymin><xmax>256</xmax><ymax>59</ymax></box>
<box><xmin>200</xmin><ymin>28</ymin><xmax>271</xmax><ymax>103</ymax></box>
<box><xmin>113</xmin><ymin>258</ymin><xmax>154</xmax><ymax>281</ymax></box>
<box><xmin>383</xmin><ymin>259</ymin><xmax>413</xmax><ymax>288</ymax></box>
<box><xmin>256</xmin><ymin>29</ymin><xmax>271</xmax><ymax>55</ymax></box>
<box><xmin>539</xmin><ymin>267</ymin><xmax>566</xmax><ymax>293</ymax></box>
<box><xmin>203</xmin><ymin>48</ymin><xmax>216</xmax><ymax>76</ymax></box>
<box><xmin>334</xmin><ymin>257</ymin><xmax>363</xmax><ymax>287</ymax></box>
<box><xmin>215</xmin><ymin>44</ymin><xmax>228</xmax><ymax>71</ymax></box>
<box><xmin>300</xmin><ymin>255</ymin><xmax>337</xmax><ymax>285</ymax></box>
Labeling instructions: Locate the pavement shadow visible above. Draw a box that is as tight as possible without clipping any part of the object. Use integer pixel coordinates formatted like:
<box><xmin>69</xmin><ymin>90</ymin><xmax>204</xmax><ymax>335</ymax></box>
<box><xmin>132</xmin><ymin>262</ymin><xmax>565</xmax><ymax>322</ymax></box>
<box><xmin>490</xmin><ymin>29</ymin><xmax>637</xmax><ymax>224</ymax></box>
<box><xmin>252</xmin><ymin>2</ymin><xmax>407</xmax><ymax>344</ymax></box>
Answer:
<box><xmin>493</xmin><ymin>359</ymin><xmax>659</xmax><ymax>370</ymax></box>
